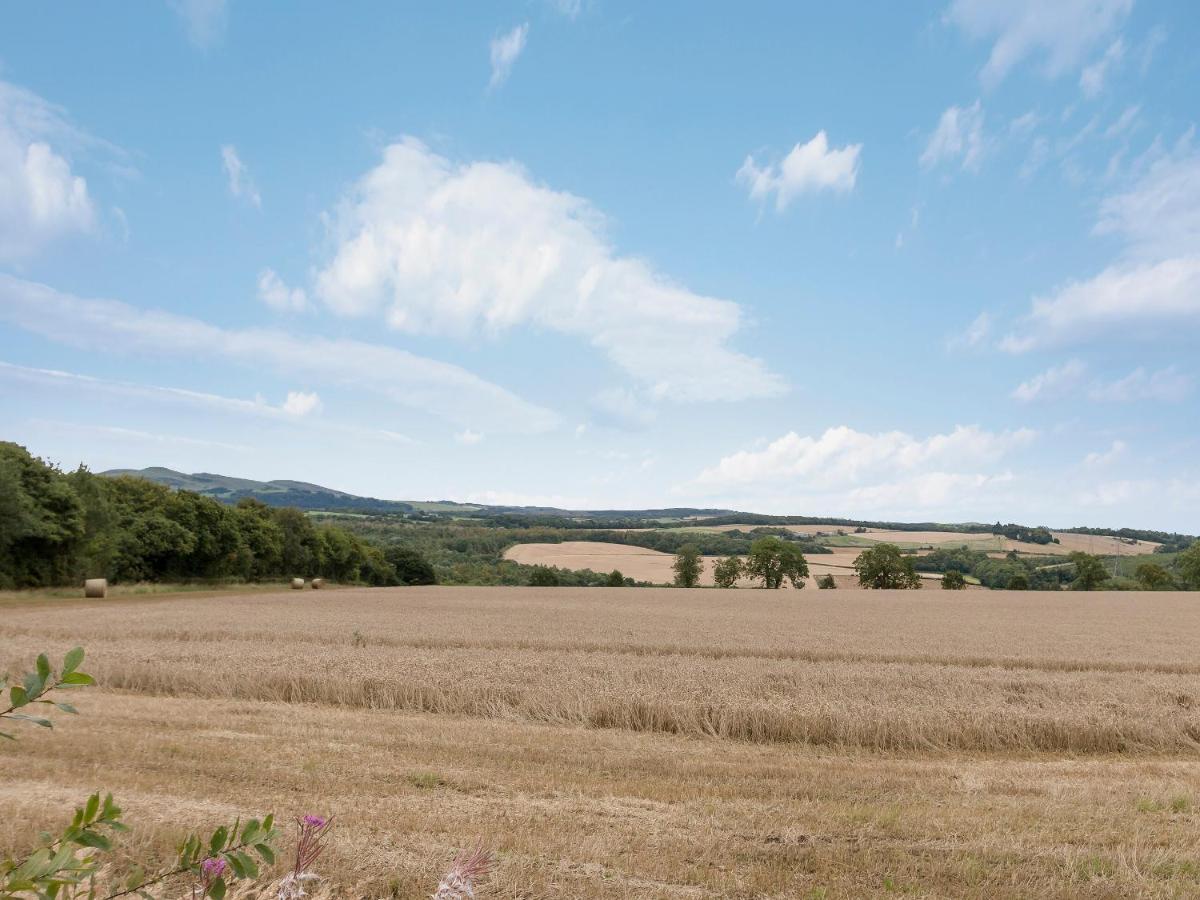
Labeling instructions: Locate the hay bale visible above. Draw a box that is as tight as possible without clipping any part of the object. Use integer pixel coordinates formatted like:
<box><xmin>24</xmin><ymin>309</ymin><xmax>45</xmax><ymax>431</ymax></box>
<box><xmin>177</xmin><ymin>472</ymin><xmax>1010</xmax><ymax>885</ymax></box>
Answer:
<box><xmin>311</xmin><ymin>578</ymin><xmax>324</xmax><ymax>590</ymax></box>
<box><xmin>84</xmin><ymin>578</ymin><xmax>108</xmax><ymax>599</ymax></box>
<box><xmin>291</xmin><ymin>578</ymin><xmax>305</xmax><ymax>590</ymax></box>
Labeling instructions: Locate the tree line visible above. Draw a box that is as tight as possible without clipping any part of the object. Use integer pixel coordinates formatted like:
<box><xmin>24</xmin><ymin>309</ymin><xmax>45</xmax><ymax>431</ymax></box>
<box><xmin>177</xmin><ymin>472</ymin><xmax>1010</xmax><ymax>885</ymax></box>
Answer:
<box><xmin>0</xmin><ymin>443</ymin><xmax>434</xmax><ymax>589</ymax></box>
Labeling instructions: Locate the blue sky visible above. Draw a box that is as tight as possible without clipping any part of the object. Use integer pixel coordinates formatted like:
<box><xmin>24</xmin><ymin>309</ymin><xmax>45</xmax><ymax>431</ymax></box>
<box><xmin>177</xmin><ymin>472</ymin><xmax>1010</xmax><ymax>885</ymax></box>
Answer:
<box><xmin>1</xmin><ymin>1</ymin><xmax>1197</xmax><ymax>530</ymax></box>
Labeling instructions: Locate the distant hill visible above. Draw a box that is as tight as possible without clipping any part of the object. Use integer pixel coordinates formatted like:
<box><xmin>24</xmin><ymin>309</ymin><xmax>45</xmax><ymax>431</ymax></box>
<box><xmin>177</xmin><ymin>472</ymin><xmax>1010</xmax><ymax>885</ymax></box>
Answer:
<box><xmin>101</xmin><ymin>467</ymin><xmax>417</xmax><ymax>513</ymax></box>
<box><xmin>100</xmin><ymin>466</ymin><xmax>1196</xmax><ymax>550</ymax></box>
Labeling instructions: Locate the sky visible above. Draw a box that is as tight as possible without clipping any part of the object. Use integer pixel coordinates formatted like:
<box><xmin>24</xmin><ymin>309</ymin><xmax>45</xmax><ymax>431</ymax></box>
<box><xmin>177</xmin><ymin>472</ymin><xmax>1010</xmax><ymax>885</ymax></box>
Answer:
<box><xmin>0</xmin><ymin>1</ymin><xmax>1197</xmax><ymax>531</ymax></box>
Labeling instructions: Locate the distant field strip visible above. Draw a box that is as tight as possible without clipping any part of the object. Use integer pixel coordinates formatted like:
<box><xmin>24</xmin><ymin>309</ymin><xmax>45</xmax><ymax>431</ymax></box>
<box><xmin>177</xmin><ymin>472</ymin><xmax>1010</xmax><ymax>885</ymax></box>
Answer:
<box><xmin>4</xmin><ymin>586</ymin><xmax>1199</xmax><ymax>753</ymax></box>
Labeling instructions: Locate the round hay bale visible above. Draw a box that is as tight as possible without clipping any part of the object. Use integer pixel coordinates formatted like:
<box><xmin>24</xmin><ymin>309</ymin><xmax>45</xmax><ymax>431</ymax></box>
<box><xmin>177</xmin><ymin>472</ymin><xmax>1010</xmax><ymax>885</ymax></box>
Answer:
<box><xmin>310</xmin><ymin>578</ymin><xmax>324</xmax><ymax>590</ymax></box>
<box><xmin>83</xmin><ymin>578</ymin><xmax>107</xmax><ymax>599</ymax></box>
<box><xmin>291</xmin><ymin>578</ymin><xmax>305</xmax><ymax>590</ymax></box>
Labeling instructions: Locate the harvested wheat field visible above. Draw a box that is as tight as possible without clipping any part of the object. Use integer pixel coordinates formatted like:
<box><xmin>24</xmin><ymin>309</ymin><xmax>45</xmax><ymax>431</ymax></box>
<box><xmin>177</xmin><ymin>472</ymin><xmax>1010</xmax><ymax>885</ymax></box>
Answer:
<box><xmin>504</xmin><ymin>541</ymin><xmax>955</xmax><ymax>589</ymax></box>
<box><xmin>3</xmin><ymin>586</ymin><xmax>1200</xmax><ymax>898</ymax></box>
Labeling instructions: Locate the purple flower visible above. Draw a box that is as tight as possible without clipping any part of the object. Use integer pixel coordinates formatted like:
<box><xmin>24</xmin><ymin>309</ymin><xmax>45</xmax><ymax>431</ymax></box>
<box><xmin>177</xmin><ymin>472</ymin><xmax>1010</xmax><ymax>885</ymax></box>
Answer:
<box><xmin>301</xmin><ymin>815</ymin><xmax>327</xmax><ymax>829</ymax></box>
<box><xmin>201</xmin><ymin>857</ymin><xmax>227</xmax><ymax>879</ymax></box>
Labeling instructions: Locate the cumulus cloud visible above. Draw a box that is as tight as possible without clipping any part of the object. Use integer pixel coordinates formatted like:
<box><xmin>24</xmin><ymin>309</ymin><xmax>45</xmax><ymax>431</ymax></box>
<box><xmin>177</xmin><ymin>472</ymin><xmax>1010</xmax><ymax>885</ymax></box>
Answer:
<box><xmin>1002</xmin><ymin>140</ymin><xmax>1200</xmax><ymax>352</ymax></box>
<box><xmin>311</xmin><ymin>138</ymin><xmax>784</xmax><ymax>403</ymax></box>
<box><xmin>0</xmin><ymin>273</ymin><xmax>557</xmax><ymax>434</ymax></box>
<box><xmin>257</xmin><ymin>268</ymin><xmax>307</xmax><ymax>312</ymax></box>
<box><xmin>489</xmin><ymin>23</ymin><xmax>528</xmax><ymax>90</ymax></box>
<box><xmin>0</xmin><ymin>81</ymin><xmax>96</xmax><ymax>261</ymax></box>
<box><xmin>689</xmin><ymin>424</ymin><xmax>1034</xmax><ymax>491</ymax></box>
<box><xmin>455</xmin><ymin>429</ymin><xmax>483</xmax><ymax>445</ymax></box>
<box><xmin>281</xmin><ymin>390</ymin><xmax>321</xmax><ymax>416</ymax></box>
<box><xmin>736</xmin><ymin>131</ymin><xmax>861</xmax><ymax>210</ymax></box>
<box><xmin>945</xmin><ymin>0</ymin><xmax>1133</xmax><ymax>87</ymax></box>
<box><xmin>221</xmin><ymin>144</ymin><xmax>261</xmax><ymax>208</ymax></box>
<box><xmin>1011</xmin><ymin>359</ymin><xmax>1088</xmax><ymax>402</ymax></box>
<box><xmin>170</xmin><ymin>0</ymin><xmax>228</xmax><ymax>48</ymax></box>
<box><xmin>921</xmin><ymin>101</ymin><xmax>985</xmax><ymax>171</ymax></box>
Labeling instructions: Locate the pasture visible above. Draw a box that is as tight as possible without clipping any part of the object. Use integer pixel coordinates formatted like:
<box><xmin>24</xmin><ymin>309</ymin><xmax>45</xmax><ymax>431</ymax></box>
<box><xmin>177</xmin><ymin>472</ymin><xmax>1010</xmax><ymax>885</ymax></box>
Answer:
<box><xmin>3</xmin><ymin>586</ymin><xmax>1200</xmax><ymax>898</ymax></box>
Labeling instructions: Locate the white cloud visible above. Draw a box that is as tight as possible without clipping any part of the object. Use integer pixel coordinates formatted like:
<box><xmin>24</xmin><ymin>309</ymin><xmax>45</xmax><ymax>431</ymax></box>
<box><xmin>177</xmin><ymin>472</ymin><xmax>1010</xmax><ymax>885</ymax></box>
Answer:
<box><xmin>1095</xmin><ymin>139</ymin><xmax>1200</xmax><ymax>259</ymax></box>
<box><xmin>1080</xmin><ymin>39</ymin><xmax>1125</xmax><ymax>97</ymax></box>
<box><xmin>920</xmin><ymin>101</ymin><xmax>985</xmax><ymax>171</ymax></box>
<box><xmin>0</xmin><ymin>81</ymin><xmax>96</xmax><ymax>261</ymax></box>
<box><xmin>548</xmin><ymin>0</ymin><xmax>582</xmax><ymax>18</ymax></box>
<box><xmin>736</xmin><ymin>131</ymin><xmax>861</xmax><ymax>210</ymax></box>
<box><xmin>312</xmin><ymin>138</ymin><xmax>784</xmax><ymax>403</ymax></box>
<box><xmin>0</xmin><ymin>273</ymin><xmax>557</xmax><ymax>435</ymax></box>
<box><xmin>1002</xmin><ymin>141</ymin><xmax>1200</xmax><ymax>351</ymax></box>
<box><xmin>1011</xmin><ymin>359</ymin><xmax>1087</xmax><ymax>402</ymax></box>
<box><xmin>689</xmin><ymin>424</ymin><xmax>1035</xmax><ymax>491</ymax></box>
<box><xmin>1083</xmin><ymin>440</ymin><xmax>1126</xmax><ymax>467</ymax></box>
<box><xmin>220</xmin><ymin>144</ymin><xmax>261</xmax><ymax>208</ymax></box>
<box><xmin>281</xmin><ymin>390</ymin><xmax>321</xmax><ymax>416</ymax></box>
<box><xmin>257</xmin><ymin>268</ymin><xmax>307</xmax><ymax>312</ymax></box>
<box><xmin>946</xmin><ymin>0</ymin><xmax>1133</xmax><ymax>87</ymax></box>
<box><xmin>948</xmin><ymin>311</ymin><xmax>993</xmax><ymax>349</ymax></box>
<box><xmin>1000</xmin><ymin>257</ymin><xmax>1200</xmax><ymax>352</ymax></box>
<box><xmin>1089</xmin><ymin>366</ymin><xmax>1193</xmax><ymax>402</ymax></box>
<box><xmin>489</xmin><ymin>23</ymin><xmax>529</xmax><ymax>90</ymax></box>
<box><xmin>33</xmin><ymin>419</ymin><xmax>250</xmax><ymax>453</ymax></box>
<box><xmin>170</xmin><ymin>0</ymin><xmax>228</xmax><ymax>48</ymax></box>
<box><xmin>455</xmin><ymin>429</ymin><xmax>483</xmax><ymax>445</ymax></box>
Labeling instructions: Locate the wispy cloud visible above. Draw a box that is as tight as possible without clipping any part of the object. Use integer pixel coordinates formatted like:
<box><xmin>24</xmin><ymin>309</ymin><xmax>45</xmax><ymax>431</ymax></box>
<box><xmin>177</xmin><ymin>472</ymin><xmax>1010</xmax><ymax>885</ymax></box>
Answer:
<box><xmin>170</xmin><ymin>0</ymin><xmax>229</xmax><ymax>48</ymax></box>
<box><xmin>0</xmin><ymin>274</ymin><xmax>557</xmax><ymax>435</ymax></box>
<box><xmin>489</xmin><ymin>23</ymin><xmax>529</xmax><ymax>90</ymax></box>
<box><xmin>1011</xmin><ymin>359</ymin><xmax>1087</xmax><ymax>402</ymax></box>
<box><xmin>221</xmin><ymin>144</ymin><xmax>261</xmax><ymax>208</ymax></box>
<box><xmin>921</xmin><ymin>101</ymin><xmax>985</xmax><ymax>172</ymax></box>
<box><xmin>257</xmin><ymin>268</ymin><xmax>307</xmax><ymax>312</ymax></box>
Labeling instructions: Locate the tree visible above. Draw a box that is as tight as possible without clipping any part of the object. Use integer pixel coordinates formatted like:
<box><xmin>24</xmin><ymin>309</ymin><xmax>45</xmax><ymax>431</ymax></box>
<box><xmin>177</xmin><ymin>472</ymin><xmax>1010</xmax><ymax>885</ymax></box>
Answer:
<box><xmin>712</xmin><ymin>555</ymin><xmax>743</xmax><ymax>588</ymax></box>
<box><xmin>528</xmin><ymin>565</ymin><xmax>560</xmax><ymax>587</ymax></box>
<box><xmin>743</xmin><ymin>536</ymin><xmax>808</xmax><ymax>589</ymax></box>
<box><xmin>1007</xmin><ymin>573</ymin><xmax>1029</xmax><ymax>590</ymax></box>
<box><xmin>816</xmin><ymin>574</ymin><xmax>837</xmax><ymax>589</ymax></box>
<box><xmin>1069</xmin><ymin>551</ymin><xmax>1108</xmax><ymax>591</ymax></box>
<box><xmin>941</xmin><ymin>570</ymin><xmax>966</xmax><ymax>590</ymax></box>
<box><xmin>1134</xmin><ymin>562</ymin><xmax>1171</xmax><ymax>590</ymax></box>
<box><xmin>1178</xmin><ymin>540</ymin><xmax>1200</xmax><ymax>590</ymax></box>
<box><xmin>605</xmin><ymin>569</ymin><xmax>626</xmax><ymax>587</ymax></box>
<box><xmin>853</xmin><ymin>543</ymin><xmax>922</xmax><ymax>589</ymax></box>
<box><xmin>386</xmin><ymin>545</ymin><xmax>437</xmax><ymax>585</ymax></box>
<box><xmin>672</xmin><ymin>543</ymin><xmax>703</xmax><ymax>588</ymax></box>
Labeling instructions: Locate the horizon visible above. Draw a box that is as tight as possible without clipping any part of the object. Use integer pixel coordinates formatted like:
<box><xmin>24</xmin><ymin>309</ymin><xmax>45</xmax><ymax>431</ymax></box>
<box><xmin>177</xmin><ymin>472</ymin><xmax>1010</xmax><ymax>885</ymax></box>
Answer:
<box><xmin>2</xmin><ymin>2</ymin><xmax>1198</xmax><ymax>532</ymax></box>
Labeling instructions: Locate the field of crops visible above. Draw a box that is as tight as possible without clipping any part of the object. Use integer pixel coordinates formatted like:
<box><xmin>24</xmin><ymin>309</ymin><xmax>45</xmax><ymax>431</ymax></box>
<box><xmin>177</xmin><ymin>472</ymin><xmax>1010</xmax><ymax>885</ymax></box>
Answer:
<box><xmin>3</xmin><ymin>586</ymin><xmax>1200</xmax><ymax>898</ymax></box>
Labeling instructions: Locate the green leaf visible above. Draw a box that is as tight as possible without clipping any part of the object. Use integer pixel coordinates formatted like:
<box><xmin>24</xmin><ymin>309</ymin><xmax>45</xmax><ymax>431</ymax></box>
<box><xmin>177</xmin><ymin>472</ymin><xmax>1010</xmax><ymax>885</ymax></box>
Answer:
<box><xmin>9</xmin><ymin>685</ymin><xmax>29</xmax><ymax>708</ymax></box>
<box><xmin>261</xmin><ymin>814</ymin><xmax>274</xmax><ymax>833</ymax></box>
<box><xmin>8</xmin><ymin>713</ymin><xmax>53</xmax><ymax>727</ymax></box>
<box><xmin>73</xmin><ymin>831</ymin><xmax>111</xmax><ymax>851</ymax></box>
<box><xmin>36</xmin><ymin>654</ymin><xmax>51</xmax><ymax>681</ymax></box>
<box><xmin>207</xmin><ymin>876</ymin><xmax>226</xmax><ymax>900</ymax></box>
<box><xmin>62</xmin><ymin>647</ymin><xmax>84</xmax><ymax>676</ymax></box>
<box><xmin>61</xmin><ymin>673</ymin><xmax>95</xmax><ymax>686</ymax></box>
<box><xmin>224</xmin><ymin>853</ymin><xmax>246</xmax><ymax>879</ymax></box>
<box><xmin>239</xmin><ymin>820</ymin><xmax>259</xmax><ymax>845</ymax></box>
<box><xmin>50</xmin><ymin>700</ymin><xmax>78</xmax><ymax>715</ymax></box>
<box><xmin>208</xmin><ymin>826</ymin><xmax>228</xmax><ymax>856</ymax></box>
<box><xmin>233</xmin><ymin>851</ymin><xmax>258</xmax><ymax>880</ymax></box>
<box><xmin>84</xmin><ymin>793</ymin><xmax>100</xmax><ymax>822</ymax></box>
<box><xmin>253</xmin><ymin>843</ymin><xmax>275</xmax><ymax>865</ymax></box>
<box><xmin>124</xmin><ymin>865</ymin><xmax>145</xmax><ymax>890</ymax></box>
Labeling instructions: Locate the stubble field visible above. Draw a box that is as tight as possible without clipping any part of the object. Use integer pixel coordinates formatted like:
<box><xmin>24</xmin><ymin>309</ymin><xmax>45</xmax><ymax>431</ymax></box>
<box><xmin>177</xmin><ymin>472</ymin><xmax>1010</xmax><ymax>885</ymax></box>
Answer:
<box><xmin>3</xmin><ymin>586</ymin><xmax>1200</xmax><ymax>898</ymax></box>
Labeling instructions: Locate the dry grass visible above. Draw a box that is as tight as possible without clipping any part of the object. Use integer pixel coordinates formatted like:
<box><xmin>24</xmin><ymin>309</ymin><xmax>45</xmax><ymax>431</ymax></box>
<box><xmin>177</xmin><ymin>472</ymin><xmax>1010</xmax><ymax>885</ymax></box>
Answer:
<box><xmin>505</xmin><ymin>542</ymin><xmax>965</xmax><ymax>588</ymax></box>
<box><xmin>3</xmin><ymin>586</ymin><xmax>1200</xmax><ymax>897</ymax></box>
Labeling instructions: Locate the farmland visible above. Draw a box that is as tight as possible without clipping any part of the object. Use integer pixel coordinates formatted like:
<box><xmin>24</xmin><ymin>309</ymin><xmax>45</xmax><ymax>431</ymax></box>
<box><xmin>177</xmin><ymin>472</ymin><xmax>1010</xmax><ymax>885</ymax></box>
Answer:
<box><xmin>3</xmin><ymin>585</ymin><xmax>1200</xmax><ymax>898</ymax></box>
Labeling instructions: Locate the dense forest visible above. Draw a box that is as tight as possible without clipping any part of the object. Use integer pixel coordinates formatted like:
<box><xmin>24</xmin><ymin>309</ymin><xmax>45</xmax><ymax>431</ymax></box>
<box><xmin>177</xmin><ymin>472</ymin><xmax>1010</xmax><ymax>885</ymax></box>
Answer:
<box><xmin>0</xmin><ymin>442</ymin><xmax>421</xmax><ymax>589</ymax></box>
